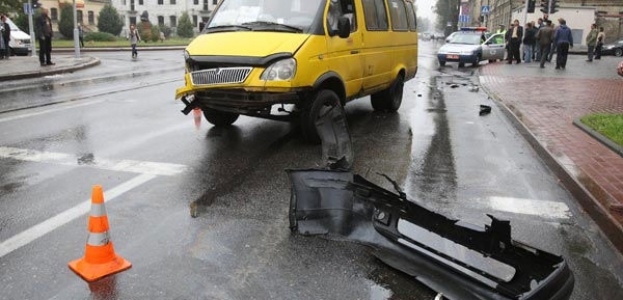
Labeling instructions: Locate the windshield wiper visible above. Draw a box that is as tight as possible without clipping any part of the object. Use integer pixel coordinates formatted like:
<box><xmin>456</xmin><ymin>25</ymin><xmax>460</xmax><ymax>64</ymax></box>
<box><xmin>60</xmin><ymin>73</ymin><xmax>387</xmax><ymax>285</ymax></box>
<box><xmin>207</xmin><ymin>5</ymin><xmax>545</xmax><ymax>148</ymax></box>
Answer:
<box><xmin>203</xmin><ymin>25</ymin><xmax>253</xmax><ymax>33</ymax></box>
<box><xmin>241</xmin><ymin>21</ymin><xmax>303</xmax><ymax>33</ymax></box>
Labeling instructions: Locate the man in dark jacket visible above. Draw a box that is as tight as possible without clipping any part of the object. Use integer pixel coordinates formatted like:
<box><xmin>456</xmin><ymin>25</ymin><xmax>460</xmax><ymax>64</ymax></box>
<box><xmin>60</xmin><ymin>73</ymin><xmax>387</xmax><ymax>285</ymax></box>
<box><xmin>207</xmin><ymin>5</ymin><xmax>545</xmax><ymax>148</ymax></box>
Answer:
<box><xmin>522</xmin><ymin>22</ymin><xmax>537</xmax><ymax>63</ymax></box>
<box><xmin>36</xmin><ymin>8</ymin><xmax>54</xmax><ymax>66</ymax></box>
<box><xmin>505</xmin><ymin>19</ymin><xmax>523</xmax><ymax>64</ymax></box>
<box><xmin>536</xmin><ymin>20</ymin><xmax>554</xmax><ymax>68</ymax></box>
<box><xmin>553</xmin><ymin>18</ymin><xmax>573</xmax><ymax>70</ymax></box>
<box><xmin>1</xmin><ymin>15</ymin><xmax>10</xmax><ymax>59</ymax></box>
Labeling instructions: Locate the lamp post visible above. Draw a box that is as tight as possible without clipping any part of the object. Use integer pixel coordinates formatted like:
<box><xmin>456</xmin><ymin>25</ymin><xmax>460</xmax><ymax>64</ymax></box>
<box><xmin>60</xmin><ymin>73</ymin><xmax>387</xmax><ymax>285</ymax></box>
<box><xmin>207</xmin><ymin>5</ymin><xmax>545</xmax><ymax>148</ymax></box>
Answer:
<box><xmin>73</xmin><ymin>0</ymin><xmax>80</xmax><ymax>58</ymax></box>
<box><xmin>27</xmin><ymin>0</ymin><xmax>36</xmax><ymax>57</ymax></box>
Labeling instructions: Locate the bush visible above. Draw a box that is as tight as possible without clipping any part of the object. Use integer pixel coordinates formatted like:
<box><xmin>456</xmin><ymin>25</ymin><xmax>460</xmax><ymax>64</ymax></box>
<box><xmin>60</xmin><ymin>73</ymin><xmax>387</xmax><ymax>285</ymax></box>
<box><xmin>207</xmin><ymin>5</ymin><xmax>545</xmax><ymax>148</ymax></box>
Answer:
<box><xmin>84</xmin><ymin>32</ymin><xmax>117</xmax><ymax>42</ymax></box>
<box><xmin>150</xmin><ymin>25</ymin><xmax>161</xmax><ymax>42</ymax></box>
<box><xmin>160</xmin><ymin>24</ymin><xmax>172</xmax><ymax>38</ymax></box>
<box><xmin>97</xmin><ymin>4</ymin><xmax>124</xmax><ymax>36</ymax></box>
<box><xmin>138</xmin><ymin>21</ymin><xmax>152</xmax><ymax>42</ymax></box>
<box><xmin>58</xmin><ymin>4</ymin><xmax>74</xmax><ymax>38</ymax></box>
<box><xmin>177</xmin><ymin>12</ymin><xmax>194</xmax><ymax>38</ymax></box>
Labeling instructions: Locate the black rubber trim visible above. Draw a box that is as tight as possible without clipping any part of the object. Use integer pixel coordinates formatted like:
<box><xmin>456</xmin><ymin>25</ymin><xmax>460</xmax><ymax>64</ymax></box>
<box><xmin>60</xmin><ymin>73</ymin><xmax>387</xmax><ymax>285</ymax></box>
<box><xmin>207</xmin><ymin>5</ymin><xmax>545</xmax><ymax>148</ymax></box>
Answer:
<box><xmin>189</xmin><ymin>52</ymin><xmax>293</xmax><ymax>67</ymax></box>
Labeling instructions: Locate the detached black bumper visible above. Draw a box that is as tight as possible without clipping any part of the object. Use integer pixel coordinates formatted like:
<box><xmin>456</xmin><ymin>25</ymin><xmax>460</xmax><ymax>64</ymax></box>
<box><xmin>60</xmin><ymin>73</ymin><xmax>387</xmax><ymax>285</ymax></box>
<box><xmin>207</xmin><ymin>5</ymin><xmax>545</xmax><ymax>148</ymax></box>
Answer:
<box><xmin>288</xmin><ymin>169</ymin><xmax>574</xmax><ymax>300</ymax></box>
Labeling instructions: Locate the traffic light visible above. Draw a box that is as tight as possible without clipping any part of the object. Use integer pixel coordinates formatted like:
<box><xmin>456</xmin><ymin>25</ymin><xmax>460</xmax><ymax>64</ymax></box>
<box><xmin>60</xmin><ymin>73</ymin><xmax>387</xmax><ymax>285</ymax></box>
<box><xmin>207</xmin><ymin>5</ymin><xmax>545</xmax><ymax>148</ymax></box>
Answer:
<box><xmin>32</xmin><ymin>0</ymin><xmax>40</xmax><ymax>9</ymax></box>
<box><xmin>550</xmin><ymin>0</ymin><xmax>559</xmax><ymax>14</ymax></box>
<box><xmin>540</xmin><ymin>0</ymin><xmax>549</xmax><ymax>14</ymax></box>
<box><xmin>527</xmin><ymin>0</ymin><xmax>536</xmax><ymax>13</ymax></box>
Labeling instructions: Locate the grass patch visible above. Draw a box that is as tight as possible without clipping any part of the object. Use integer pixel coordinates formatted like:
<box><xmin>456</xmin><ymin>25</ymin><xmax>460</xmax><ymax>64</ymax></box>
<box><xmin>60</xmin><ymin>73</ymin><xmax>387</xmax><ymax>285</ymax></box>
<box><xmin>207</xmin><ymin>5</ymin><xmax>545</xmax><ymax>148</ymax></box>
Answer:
<box><xmin>580</xmin><ymin>114</ymin><xmax>623</xmax><ymax>146</ymax></box>
<box><xmin>50</xmin><ymin>37</ymin><xmax>194</xmax><ymax>48</ymax></box>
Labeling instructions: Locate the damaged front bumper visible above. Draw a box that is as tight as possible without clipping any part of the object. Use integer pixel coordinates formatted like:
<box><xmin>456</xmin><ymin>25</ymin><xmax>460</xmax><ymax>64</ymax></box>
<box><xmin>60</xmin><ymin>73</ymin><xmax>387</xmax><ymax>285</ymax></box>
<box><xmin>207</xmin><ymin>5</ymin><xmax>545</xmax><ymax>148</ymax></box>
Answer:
<box><xmin>287</xmin><ymin>169</ymin><xmax>574</xmax><ymax>300</ymax></box>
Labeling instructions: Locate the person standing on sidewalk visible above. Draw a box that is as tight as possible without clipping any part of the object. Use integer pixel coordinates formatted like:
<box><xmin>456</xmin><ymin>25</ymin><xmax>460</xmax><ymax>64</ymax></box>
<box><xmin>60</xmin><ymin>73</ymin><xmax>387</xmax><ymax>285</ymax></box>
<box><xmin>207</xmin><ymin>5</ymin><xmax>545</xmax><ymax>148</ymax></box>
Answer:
<box><xmin>523</xmin><ymin>22</ymin><xmax>537</xmax><ymax>63</ymax></box>
<box><xmin>536</xmin><ymin>20</ymin><xmax>554</xmax><ymax>68</ymax></box>
<box><xmin>1</xmin><ymin>15</ymin><xmax>10</xmax><ymax>59</ymax></box>
<box><xmin>595</xmin><ymin>27</ymin><xmax>605</xmax><ymax>60</ymax></box>
<box><xmin>506</xmin><ymin>20</ymin><xmax>523</xmax><ymax>64</ymax></box>
<box><xmin>78</xmin><ymin>25</ymin><xmax>84</xmax><ymax>48</ymax></box>
<box><xmin>127</xmin><ymin>24</ymin><xmax>140</xmax><ymax>59</ymax></box>
<box><xmin>553</xmin><ymin>18</ymin><xmax>573</xmax><ymax>70</ymax></box>
<box><xmin>586</xmin><ymin>23</ymin><xmax>598</xmax><ymax>62</ymax></box>
<box><xmin>535</xmin><ymin>18</ymin><xmax>544</xmax><ymax>61</ymax></box>
<box><xmin>36</xmin><ymin>8</ymin><xmax>54</xmax><ymax>66</ymax></box>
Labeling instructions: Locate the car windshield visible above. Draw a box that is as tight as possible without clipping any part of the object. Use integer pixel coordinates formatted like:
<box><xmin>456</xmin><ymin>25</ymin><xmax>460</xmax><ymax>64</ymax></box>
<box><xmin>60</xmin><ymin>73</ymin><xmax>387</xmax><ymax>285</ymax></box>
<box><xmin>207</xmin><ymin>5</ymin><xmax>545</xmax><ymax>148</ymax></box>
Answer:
<box><xmin>450</xmin><ymin>33</ymin><xmax>483</xmax><ymax>45</ymax></box>
<box><xmin>207</xmin><ymin>0</ymin><xmax>323</xmax><ymax>33</ymax></box>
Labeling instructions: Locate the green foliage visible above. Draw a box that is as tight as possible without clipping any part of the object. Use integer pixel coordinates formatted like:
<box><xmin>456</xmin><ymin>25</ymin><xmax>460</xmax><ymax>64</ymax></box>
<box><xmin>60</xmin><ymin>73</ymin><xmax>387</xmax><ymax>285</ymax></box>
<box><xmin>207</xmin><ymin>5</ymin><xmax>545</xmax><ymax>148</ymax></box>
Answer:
<box><xmin>138</xmin><ymin>21</ymin><xmax>152</xmax><ymax>42</ymax></box>
<box><xmin>97</xmin><ymin>4</ymin><xmax>123</xmax><ymax>36</ymax></box>
<box><xmin>160</xmin><ymin>24</ymin><xmax>172</xmax><ymax>38</ymax></box>
<box><xmin>176</xmin><ymin>12</ymin><xmax>194</xmax><ymax>38</ymax></box>
<box><xmin>13</xmin><ymin>12</ymin><xmax>29</xmax><ymax>32</ymax></box>
<box><xmin>581</xmin><ymin>114</ymin><xmax>623</xmax><ymax>146</ymax></box>
<box><xmin>435</xmin><ymin>0</ymin><xmax>459</xmax><ymax>32</ymax></box>
<box><xmin>58</xmin><ymin>4</ymin><xmax>74</xmax><ymax>39</ymax></box>
<box><xmin>0</xmin><ymin>0</ymin><xmax>22</xmax><ymax>14</ymax></box>
<box><xmin>84</xmin><ymin>31</ymin><xmax>117</xmax><ymax>42</ymax></box>
<box><xmin>150</xmin><ymin>25</ymin><xmax>160</xmax><ymax>42</ymax></box>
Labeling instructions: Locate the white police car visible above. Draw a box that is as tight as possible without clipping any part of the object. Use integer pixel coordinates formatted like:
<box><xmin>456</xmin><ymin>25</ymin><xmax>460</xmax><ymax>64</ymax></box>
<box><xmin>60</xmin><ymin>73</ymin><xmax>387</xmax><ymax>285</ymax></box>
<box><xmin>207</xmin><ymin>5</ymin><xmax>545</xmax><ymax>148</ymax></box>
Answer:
<box><xmin>438</xmin><ymin>27</ymin><xmax>506</xmax><ymax>67</ymax></box>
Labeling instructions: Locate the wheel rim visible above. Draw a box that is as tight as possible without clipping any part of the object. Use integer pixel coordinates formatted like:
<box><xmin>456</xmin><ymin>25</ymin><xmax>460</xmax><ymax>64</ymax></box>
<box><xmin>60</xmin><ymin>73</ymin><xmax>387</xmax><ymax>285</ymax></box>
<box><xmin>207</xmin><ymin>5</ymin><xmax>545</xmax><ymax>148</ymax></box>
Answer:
<box><xmin>616</xmin><ymin>49</ymin><xmax>623</xmax><ymax>57</ymax></box>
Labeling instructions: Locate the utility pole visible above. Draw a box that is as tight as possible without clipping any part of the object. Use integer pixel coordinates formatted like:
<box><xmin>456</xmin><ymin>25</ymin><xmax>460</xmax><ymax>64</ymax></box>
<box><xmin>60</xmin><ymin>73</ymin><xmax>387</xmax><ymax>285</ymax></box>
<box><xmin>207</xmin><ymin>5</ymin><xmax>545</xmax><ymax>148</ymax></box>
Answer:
<box><xmin>27</xmin><ymin>0</ymin><xmax>36</xmax><ymax>57</ymax></box>
<box><xmin>73</xmin><ymin>0</ymin><xmax>80</xmax><ymax>58</ymax></box>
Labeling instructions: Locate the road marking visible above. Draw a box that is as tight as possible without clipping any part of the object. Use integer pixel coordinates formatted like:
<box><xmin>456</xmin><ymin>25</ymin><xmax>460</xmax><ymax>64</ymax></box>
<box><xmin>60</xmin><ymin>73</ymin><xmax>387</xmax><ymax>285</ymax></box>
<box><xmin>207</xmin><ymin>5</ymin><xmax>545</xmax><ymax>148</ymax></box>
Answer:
<box><xmin>0</xmin><ymin>100</ymin><xmax>105</xmax><ymax>123</ymax></box>
<box><xmin>486</xmin><ymin>196</ymin><xmax>571</xmax><ymax>219</ymax></box>
<box><xmin>0</xmin><ymin>147</ymin><xmax>187</xmax><ymax>176</ymax></box>
<box><xmin>0</xmin><ymin>173</ymin><xmax>156</xmax><ymax>258</ymax></box>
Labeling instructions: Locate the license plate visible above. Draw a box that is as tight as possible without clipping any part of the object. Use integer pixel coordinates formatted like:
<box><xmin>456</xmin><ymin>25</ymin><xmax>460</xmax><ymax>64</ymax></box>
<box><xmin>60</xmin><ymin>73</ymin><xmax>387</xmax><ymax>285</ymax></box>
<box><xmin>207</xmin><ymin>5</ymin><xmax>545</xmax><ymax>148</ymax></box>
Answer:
<box><xmin>446</xmin><ymin>55</ymin><xmax>459</xmax><ymax>59</ymax></box>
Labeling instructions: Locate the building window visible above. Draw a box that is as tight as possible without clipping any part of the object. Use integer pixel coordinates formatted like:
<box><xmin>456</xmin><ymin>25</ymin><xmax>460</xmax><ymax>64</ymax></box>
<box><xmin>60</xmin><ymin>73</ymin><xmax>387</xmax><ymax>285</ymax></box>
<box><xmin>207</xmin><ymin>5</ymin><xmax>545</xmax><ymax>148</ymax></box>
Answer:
<box><xmin>88</xmin><ymin>11</ymin><xmax>95</xmax><ymax>25</ymax></box>
<box><xmin>213</xmin><ymin>0</ymin><xmax>218</xmax><ymax>4</ymax></box>
<box><xmin>193</xmin><ymin>0</ymin><xmax>199</xmax><ymax>4</ymax></box>
<box><xmin>158</xmin><ymin>16</ymin><xmax>165</xmax><ymax>26</ymax></box>
<box><xmin>170</xmin><ymin>0</ymin><xmax>176</xmax><ymax>4</ymax></box>
<box><xmin>50</xmin><ymin>8</ymin><xmax>58</xmax><ymax>21</ymax></box>
<box><xmin>192</xmin><ymin>15</ymin><xmax>198</xmax><ymax>27</ymax></box>
<box><xmin>170</xmin><ymin>15</ymin><xmax>177</xmax><ymax>27</ymax></box>
<box><xmin>139</xmin><ymin>0</ymin><xmax>144</xmax><ymax>5</ymax></box>
<box><xmin>129</xmin><ymin>16</ymin><xmax>137</xmax><ymax>26</ymax></box>
<box><xmin>77</xmin><ymin>10</ymin><xmax>83</xmax><ymax>24</ymax></box>
<box><xmin>158</xmin><ymin>0</ymin><xmax>163</xmax><ymax>4</ymax></box>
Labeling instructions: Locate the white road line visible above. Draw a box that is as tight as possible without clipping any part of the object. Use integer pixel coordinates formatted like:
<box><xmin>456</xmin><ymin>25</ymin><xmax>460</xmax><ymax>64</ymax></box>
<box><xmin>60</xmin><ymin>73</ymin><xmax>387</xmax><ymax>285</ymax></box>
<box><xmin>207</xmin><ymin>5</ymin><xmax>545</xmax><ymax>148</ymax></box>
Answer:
<box><xmin>486</xmin><ymin>196</ymin><xmax>572</xmax><ymax>219</ymax></box>
<box><xmin>0</xmin><ymin>173</ymin><xmax>156</xmax><ymax>258</ymax></box>
<box><xmin>0</xmin><ymin>100</ymin><xmax>105</xmax><ymax>123</ymax></box>
<box><xmin>0</xmin><ymin>147</ymin><xmax>187</xmax><ymax>176</ymax></box>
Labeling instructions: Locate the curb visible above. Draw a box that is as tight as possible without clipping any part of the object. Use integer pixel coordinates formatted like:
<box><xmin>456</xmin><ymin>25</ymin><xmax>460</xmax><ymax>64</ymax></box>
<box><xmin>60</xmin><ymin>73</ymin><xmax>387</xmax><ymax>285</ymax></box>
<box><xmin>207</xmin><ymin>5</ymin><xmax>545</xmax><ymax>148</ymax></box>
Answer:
<box><xmin>0</xmin><ymin>57</ymin><xmax>101</xmax><ymax>81</ymax></box>
<box><xmin>479</xmin><ymin>77</ymin><xmax>623</xmax><ymax>254</ymax></box>
<box><xmin>52</xmin><ymin>46</ymin><xmax>186</xmax><ymax>53</ymax></box>
<box><xmin>572</xmin><ymin>118</ymin><xmax>623</xmax><ymax>158</ymax></box>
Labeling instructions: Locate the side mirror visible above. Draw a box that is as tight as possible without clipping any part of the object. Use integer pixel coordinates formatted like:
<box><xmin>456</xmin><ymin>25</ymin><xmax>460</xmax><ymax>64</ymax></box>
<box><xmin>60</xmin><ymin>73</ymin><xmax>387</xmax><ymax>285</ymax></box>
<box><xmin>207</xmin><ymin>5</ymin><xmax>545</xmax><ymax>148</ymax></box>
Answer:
<box><xmin>337</xmin><ymin>17</ymin><xmax>350</xmax><ymax>38</ymax></box>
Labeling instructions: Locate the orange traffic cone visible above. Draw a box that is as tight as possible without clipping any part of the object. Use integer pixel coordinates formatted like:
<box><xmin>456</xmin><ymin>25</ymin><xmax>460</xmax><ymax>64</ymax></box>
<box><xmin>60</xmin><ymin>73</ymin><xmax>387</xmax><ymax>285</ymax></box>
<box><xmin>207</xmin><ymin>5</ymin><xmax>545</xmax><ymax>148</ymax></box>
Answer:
<box><xmin>68</xmin><ymin>185</ymin><xmax>132</xmax><ymax>282</ymax></box>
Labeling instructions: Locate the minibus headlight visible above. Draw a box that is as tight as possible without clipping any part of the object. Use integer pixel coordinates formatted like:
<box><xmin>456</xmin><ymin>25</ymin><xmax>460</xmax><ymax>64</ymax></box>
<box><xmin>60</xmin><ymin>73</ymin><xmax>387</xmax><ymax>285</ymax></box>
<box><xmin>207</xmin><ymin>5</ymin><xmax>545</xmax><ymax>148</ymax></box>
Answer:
<box><xmin>261</xmin><ymin>58</ymin><xmax>296</xmax><ymax>81</ymax></box>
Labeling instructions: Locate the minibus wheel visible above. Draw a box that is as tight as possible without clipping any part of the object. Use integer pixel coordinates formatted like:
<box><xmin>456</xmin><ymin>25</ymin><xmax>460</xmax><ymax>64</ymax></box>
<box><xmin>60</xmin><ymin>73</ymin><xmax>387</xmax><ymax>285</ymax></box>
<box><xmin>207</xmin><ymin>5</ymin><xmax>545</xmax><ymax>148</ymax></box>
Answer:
<box><xmin>300</xmin><ymin>89</ymin><xmax>340</xmax><ymax>144</ymax></box>
<box><xmin>371</xmin><ymin>74</ymin><xmax>404</xmax><ymax>112</ymax></box>
<box><xmin>203</xmin><ymin>108</ymin><xmax>239</xmax><ymax>126</ymax></box>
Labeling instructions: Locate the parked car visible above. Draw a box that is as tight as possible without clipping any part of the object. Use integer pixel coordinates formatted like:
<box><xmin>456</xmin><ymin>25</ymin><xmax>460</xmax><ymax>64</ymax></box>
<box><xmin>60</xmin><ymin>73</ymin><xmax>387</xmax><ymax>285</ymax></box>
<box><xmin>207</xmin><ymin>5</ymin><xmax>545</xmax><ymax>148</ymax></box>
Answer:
<box><xmin>437</xmin><ymin>27</ymin><xmax>505</xmax><ymax>67</ymax></box>
<box><xmin>602</xmin><ymin>40</ymin><xmax>623</xmax><ymax>57</ymax></box>
<box><xmin>4</xmin><ymin>17</ymin><xmax>31</xmax><ymax>56</ymax></box>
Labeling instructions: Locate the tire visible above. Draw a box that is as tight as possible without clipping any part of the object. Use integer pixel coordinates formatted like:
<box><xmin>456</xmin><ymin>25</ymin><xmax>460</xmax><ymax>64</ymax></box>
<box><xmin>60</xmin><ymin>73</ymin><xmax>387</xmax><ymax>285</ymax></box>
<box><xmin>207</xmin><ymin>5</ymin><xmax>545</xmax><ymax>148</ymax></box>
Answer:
<box><xmin>371</xmin><ymin>74</ymin><xmax>404</xmax><ymax>112</ymax></box>
<box><xmin>203</xmin><ymin>108</ymin><xmax>239</xmax><ymax>126</ymax></box>
<box><xmin>472</xmin><ymin>55</ymin><xmax>480</xmax><ymax>67</ymax></box>
<box><xmin>489</xmin><ymin>59</ymin><xmax>495</xmax><ymax>63</ymax></box>
<box><xmin>615</xmin><ymin>48</ymin><xmax>623</xmax><ymax>57</ymax></box>
<box><xmin>458</xmin><ymin>62</ymin><xmax>465</xmax><ymax>68</ymax></box>
<box><xmin>300</xmin><ymin>89</ymin><xmax>341</xmax><ymax>144</ymax></box>
<box><xmin>439</xmin><ymin>60</ymin><xmax>446</xmax><ymax>66</ymax></box>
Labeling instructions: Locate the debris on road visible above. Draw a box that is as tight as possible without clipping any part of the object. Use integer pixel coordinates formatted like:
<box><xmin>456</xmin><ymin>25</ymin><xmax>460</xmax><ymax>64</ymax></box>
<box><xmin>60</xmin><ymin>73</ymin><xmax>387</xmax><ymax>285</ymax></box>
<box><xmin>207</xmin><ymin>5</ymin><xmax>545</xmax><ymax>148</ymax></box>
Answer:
<box><xmin>479</xmin><ymin>105</ymin><xmax>492</xmax><ymax>116</ymax></box>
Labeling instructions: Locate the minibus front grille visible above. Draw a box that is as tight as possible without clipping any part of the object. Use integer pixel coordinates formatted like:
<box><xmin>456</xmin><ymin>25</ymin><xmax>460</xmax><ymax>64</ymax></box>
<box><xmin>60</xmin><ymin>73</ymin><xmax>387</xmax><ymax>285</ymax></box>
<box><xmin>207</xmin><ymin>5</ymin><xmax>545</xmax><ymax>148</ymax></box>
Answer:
<box><xmin>191</xmin><ymin>67</ymin><xmax>253</xmax><ymax>85</ymax></box>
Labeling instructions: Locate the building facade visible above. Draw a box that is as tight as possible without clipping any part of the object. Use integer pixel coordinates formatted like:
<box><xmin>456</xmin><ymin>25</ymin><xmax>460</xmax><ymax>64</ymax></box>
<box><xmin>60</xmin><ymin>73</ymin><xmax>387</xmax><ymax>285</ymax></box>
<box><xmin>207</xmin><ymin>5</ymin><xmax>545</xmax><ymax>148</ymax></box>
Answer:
<box><xmin>38</xmin><ymin>0</ymin><xmax>108</xmax><ymax>34</ymax></box>
<box><xmin>110</xmin><ymin>0</ymin><xmax>219</xmax><ymax>35</ymax></box>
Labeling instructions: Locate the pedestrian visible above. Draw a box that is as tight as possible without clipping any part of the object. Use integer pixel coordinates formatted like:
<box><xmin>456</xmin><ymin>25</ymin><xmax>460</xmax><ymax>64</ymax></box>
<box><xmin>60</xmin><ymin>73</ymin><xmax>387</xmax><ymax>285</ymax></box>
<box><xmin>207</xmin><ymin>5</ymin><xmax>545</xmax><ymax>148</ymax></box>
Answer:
<box><xmin>505</xmin><ymin>19</ymin><xmax>523</xmax><ymax>64</ymax></box>
<box><xmin>159</xmin><ymin>30</ymin><xmax>165</xmax><ymax>42</ymax></box>
<box><xmin>553</xmin><ymin>18</ymin><xmax>573</xmax><ymax>70</ymax></box>
<box><xmin>586</xmin><ymin>23</ymin><xmax>597</xmax><ymax>62</ymax></box>
<box><xmin>595</xmin><ymin>27</ymin><xmax>605</xmax><ymax>60</ymax></box>
<box><xmin>78</xmin><ymin>25</ymin><xmax>84</xmax><ymax>48</ymax></box>
<box><xmin>1</xmin><ymin>15</ymin><xmax>10</xmax><ymax>59</ymax></box>
<box><xmin>36</xmin><ymin>7</ymin><xmax>54</xmax><ymax>66</ymax></box>
<box><xmin>536</xmin><ymin>20</ymin><xmax>554</xmax><ymax>68</ymax></box>
<box><xmin>522</xmin><ymin>22</ymin><xmax>537</xmax><ymax>63</ymax></box>
<box><xmin>618</xmin><ymin>60</ymin><xmax>623</xmax><ymax>77</ymax></box>
<box><xmin>535</xmin><ymin>18</ymin><xmax>544</xmax><ymax>61</ymax></box>
<box><xmin>127</xmin><ymin>24</ymin><xmax>140</xmax><ymax>59</ymax></box>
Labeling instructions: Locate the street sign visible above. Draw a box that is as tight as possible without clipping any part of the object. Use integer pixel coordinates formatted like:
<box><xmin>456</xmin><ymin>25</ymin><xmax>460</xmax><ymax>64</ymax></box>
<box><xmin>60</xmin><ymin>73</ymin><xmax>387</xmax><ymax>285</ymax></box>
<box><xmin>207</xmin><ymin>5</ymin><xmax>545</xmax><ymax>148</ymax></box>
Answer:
<box><xmin>459</xmin><ymin>15</ymin><xmax>470</xmax><ymax>23</ymax></box>
<box><xmin>481</xmin><ymin>5</ymin><xmax>490</xmax><ymax>15</ymax></box>
<box><xmin>23</xmin><ymin>3</ymin><xmax>31</xmax><ymax>15</ymax></box>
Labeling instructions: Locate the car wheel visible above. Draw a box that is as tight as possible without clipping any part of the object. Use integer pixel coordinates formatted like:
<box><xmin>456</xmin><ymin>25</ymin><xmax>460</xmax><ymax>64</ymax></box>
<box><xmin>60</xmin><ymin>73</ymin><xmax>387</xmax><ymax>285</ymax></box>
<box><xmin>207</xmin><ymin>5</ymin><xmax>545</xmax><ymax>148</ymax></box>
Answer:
<box><xmin>371</xmin><ymin>73</ymin><xmax>404</xmax><ymax>112</ymax></box>
<box><xmin>458</xmin><ymin>62</ymin><xmax>465</xmax><ymax>68</ymax></box>
<box><xmin>489</xmin><ymin>59</ymin><xmax>496</xmax><ymax>63</ymax></box>
<box><xmin>439</xmin><ymin>60</ymin><xmax>446</xmax><ymax>66</ymax></box>
<box><xmin>615</xmin><ymin>48</ymin><xmax>623</xmax><ymax>57</ymax></box>
<box><xmin>472</xmin><ymin>55</ymin><xmax>480</xmax><ymax>67</ymax></box>
<box><xmin>300</xmin><ymin>89</ymin><xmax>341</xmax><ymax>144</ymax></box>
<box><xmin>203</xmin><ymin>108</ymin><xmax>239</xmax><ymax>126</ymax></box>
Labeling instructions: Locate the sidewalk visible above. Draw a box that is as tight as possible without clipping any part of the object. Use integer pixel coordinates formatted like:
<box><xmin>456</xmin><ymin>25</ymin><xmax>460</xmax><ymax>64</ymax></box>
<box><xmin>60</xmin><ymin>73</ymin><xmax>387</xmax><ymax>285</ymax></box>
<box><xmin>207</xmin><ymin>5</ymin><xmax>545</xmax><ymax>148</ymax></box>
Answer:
<box><xmin>479</xmin><ymin>55</ymin><xmax>623</xmax><ymax>253</ymax></box>
<box><xmin>0</xmin><ymin>54</ymin><xmax>100</xmax><ymax>81</ymax></box>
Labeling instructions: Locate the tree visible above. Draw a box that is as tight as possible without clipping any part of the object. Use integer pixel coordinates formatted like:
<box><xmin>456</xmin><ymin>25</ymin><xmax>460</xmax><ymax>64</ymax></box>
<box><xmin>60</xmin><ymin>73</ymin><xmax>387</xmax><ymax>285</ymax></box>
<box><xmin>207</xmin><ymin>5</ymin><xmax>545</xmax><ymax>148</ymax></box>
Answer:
<box><xmin>97</xmin><ymin>4</ymin><xmax>123</xmax><ymax>36</ymax></box>
<box><xmin>177</xmin><ymin>12</ymin><xmax>194</xmax><ymax>38</ymax></box>
<box><xmin>435</xmin><ymin>0</ymin><xmax>459</xmax><ymax>34</ymax></box>
<box><xmin>58</xmin><ymin>4</ymin><xmax>74</xmax><ymax>39</ymax></box>
<box><xmin>0</xmin><ymin>0</ymin><xmax>21</xmax><ymax>15</ymax></box>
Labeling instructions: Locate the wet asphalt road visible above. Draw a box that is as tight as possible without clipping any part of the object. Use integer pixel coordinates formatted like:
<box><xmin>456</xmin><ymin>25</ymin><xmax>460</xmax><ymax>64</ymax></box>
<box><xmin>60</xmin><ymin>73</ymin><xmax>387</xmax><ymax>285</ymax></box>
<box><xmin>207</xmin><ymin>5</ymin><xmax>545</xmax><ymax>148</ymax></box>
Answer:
<box><xmin>1</xmin><ymin>46</ymin><xmax>622</xmax><ymax>299</ymax></box>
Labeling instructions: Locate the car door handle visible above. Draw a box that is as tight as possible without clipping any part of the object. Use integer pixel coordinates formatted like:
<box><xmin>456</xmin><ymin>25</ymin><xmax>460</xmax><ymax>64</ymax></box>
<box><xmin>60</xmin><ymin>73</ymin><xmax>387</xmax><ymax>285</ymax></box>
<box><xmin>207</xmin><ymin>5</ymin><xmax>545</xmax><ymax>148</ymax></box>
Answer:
<box><xmin>351</xmin><ymin>50</ymin><xmax>359</xmax><ymax>54</ymax></box>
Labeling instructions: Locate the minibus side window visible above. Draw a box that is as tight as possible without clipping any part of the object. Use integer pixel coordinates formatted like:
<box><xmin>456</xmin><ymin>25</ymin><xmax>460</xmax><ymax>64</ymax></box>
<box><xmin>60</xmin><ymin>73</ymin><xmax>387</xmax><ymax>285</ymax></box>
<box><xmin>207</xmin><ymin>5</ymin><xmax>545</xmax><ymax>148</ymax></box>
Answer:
<box><xmin>388</xmin><ymin>0</ymin><xmax>408</xmax><ymax>31</ymax></box>
<box><xmin>327</xmin><ymin>0</ymin><xmax>358</xmax><ymax>34</ymax></box>
<box><xmin>362</xmin><ymin>0</ymin><xmax>389</xmax><ymax>31</ymax></box>
<box><xmin>404</xmin><ymin>1</ymin><xmax>417</xmax><ymax>31</ymax></box>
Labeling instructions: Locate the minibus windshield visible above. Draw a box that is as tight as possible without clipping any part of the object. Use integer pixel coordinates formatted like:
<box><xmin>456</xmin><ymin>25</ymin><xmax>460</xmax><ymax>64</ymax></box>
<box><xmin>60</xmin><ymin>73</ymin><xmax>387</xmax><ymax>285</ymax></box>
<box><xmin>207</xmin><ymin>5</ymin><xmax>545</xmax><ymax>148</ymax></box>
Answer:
<box><xmin>207</xmin><ymin>0</ymin><xmax>324</xmax><ymax>33</ymax></box>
